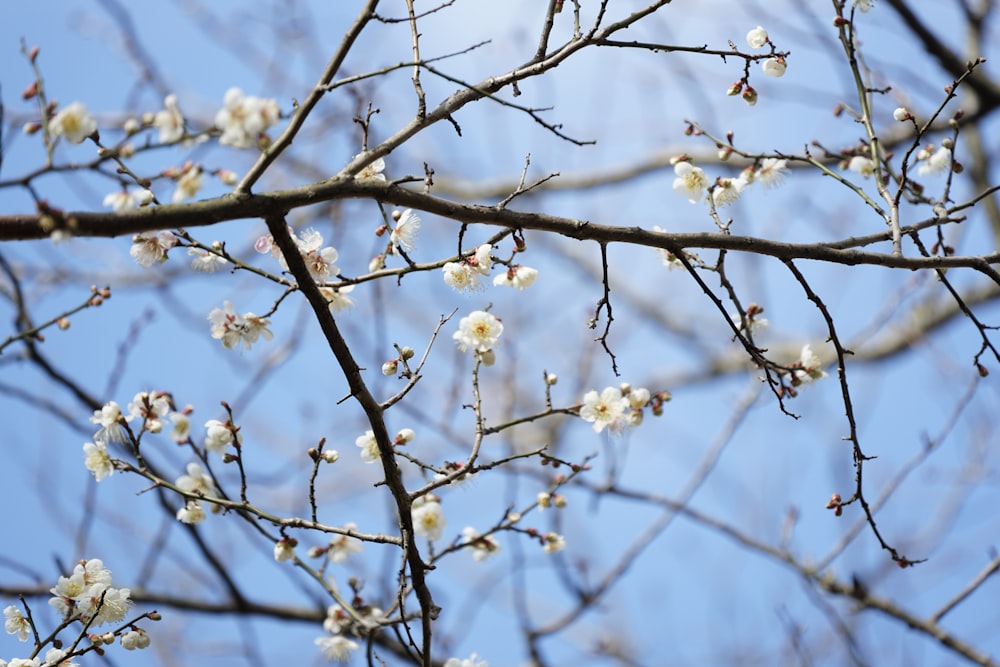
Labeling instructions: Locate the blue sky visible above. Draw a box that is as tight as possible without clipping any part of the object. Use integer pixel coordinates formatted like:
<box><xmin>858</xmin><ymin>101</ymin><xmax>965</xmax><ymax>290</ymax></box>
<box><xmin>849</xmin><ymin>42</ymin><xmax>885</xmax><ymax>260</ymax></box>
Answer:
<box><xmin>2</xmin><ymin>2</ymin><xmax>999</xmax><ymax>666</ymax></box>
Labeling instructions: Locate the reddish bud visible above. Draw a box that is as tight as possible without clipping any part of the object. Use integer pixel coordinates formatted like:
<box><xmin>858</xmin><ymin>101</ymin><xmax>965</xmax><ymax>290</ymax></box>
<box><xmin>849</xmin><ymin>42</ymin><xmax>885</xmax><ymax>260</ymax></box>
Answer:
<box><xmin>833</xmin><ymin>16</ymin><xmax>849</xmax><ymax>27</ymax></box>
<box><xmin>29</xmin><ymin>45</ymin><xmax>40</xmax><ymax>62</ymax></box>
<box><xmin>22</xmin><ymin>81</ymin><xmax>38</xmax><ymax>100</ymax></box>
<box><xmin>977</xmin><ymin>363</ymin><xmax>989</xmax><ymax>377</ymax></box>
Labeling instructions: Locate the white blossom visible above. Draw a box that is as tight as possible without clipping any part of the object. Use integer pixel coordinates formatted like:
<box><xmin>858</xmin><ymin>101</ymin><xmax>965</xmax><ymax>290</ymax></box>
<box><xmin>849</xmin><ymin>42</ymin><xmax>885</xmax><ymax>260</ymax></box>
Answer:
<box><xmin>90</xmin><ymin>401</ymin><xmax>127</xmax><ymax>445</ymax></box>
<box><xmin>917</xmin><ymin>146</ymin><xmax>952</xmax><ymax>176</ymax></box>
<box><xmin>462</xmin><ymin>527</ymin><xmax>500</xmax><ymax>562</ymax></box>
<box><xmin>390</xmin><ymin>209</ymin><xmax>420</xmax><ymax>252</ymax></box>
<box><xmin>208</xmin><ymin>301</ymin><xmax>273</xmax><ymax>350</ymax></box>
<box><xmin>103</xmin><ymin>189</ymin><xmax>152</xmax><ymax>212</ymax></box>
<box><xmin>315</xmin><ymin>635</ymin><xmax>359</xmax><ymax>663</ymax></box>
<box><xmin>848</xmin><ymin>155</ymin><xmax>875</xmax><ymax>178</ymax></box>
<box><xmin>356</xmin><ymin>430</ymin><xmax>380</xmax><ymax>463</ymax></box>
<box><xmin>49</xmin><ymin>102</ymin><xmax>97</xmax><ymax>144</ymax></box>
<box><xmin>412</xmin><ymin>496</ymin><xmax>446</xmax><ymax>541</ymax></box>
<box><xmin>794</xmin><ymin>344</ymin><xmax>828</xmax><ymax>384</ymax></box>
<box><xmin>4</xmin><ymin>605</ymin><xmax>30</xmax><ymax>642</ymax></box>
<box><xmin>327</xmin><ymin>523</ymin><xmax>364</xmax><ymax>563</ymax></box>
<box><xmin>176</xmin><ymin>461</ymin><xmax>218</xmax><ymax>497</ymax></box>
<box><xmin>746</xmin><ymin>26</ymin><xmax>769</xmax><ymax>49</ymax></box>
<box><xmin>542</xmin><ymin>532</ymin><xmax>566</xmax><ymax>554</ymax></box>
<box><xmin>83</xmin><ymin>442</ymin><xmax>114</xmax><ymax>481</ymax></box>
<box><xmin>188</xmin><ymin>247</ymin><xmax>228</xmax><ymax>272</ymax></box>
<box><xmin>579</xmin><ymin>386</ymin><xmax>629</xmax><ymax>433</ymax></box>
<box><xmin>710</xmin><ymin>177</ymin><xmax>748</xmax><ymax>207</ymax></box>
<box><xmin>172</xmin><ymin>166</ymin><xmax>203</xmax><ymax>203</ymax></box>
<box><xmin>204</xmin><ymin>418</ymin><xmax>240</xmax><ymax>456</ymax></box>
<box><xmin>756</xmin><ymin>158</ymin><xmax>788</xmax><ymax>187</ymax></box>
<box><xmin>443</xmin><ymin>262</ymin><xmax>482</xmax><ymax>292</ymax></box>
<box><xmin>154</xmin><ymin>94</ymin><xmax>184</xmax><ymax>143</ymax></box>
<box><xmin>493</xmin><ymin>265</ymin><xmax>538</xmax><ymax>290</ymax></box>
<box><xmin>320</xmin><ymin>285</ymin><xmax>355</xmax><ymax>312</ymax></box>
<box><xmin>130</xmin><ymin>231</ymin><xmax>178</xmax><ymax>268</ymax></box>
<box><xmin>121</xmin><ymin>627</ymin><xmax>151</xmax><ymax>650</ymax></box>
<box><xmin>453</xmin><ymin>310</ymin><xmax>503</xmax><ymax>354</ymax></box>
<box><xmin>672</xmin><ymin>161</ymin><xmax>708</xmax><ymax>203</ymax></box>
<box><xmin>215</xmin><ymin>87</ymin><xmax>280</xmax><ymax>149</ymax></box>
<box><xmin>444</xmin><ymin>654</ymin><xmax>490</xmax><ymax>667</ymax></box>
<box><xmin>354</xmin><ymin>154</ymin><xmax>386</xmax><ymax>181</ymax></box>
<box><xmin>126</xmin><ymin>391</ymin><xmax>172</xmax><ymax>432</ymax></box>
<box><xmin>762</xmin><ymin>57</ymin><xmax>786</xmax><ymax>77</ymax></box>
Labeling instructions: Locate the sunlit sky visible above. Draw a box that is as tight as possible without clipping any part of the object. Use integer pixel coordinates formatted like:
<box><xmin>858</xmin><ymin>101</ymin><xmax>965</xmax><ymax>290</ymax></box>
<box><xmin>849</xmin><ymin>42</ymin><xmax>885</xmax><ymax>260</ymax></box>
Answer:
<box><xmin>2</xmin><ymin>2</ymin><xmax>999</xmax><ymax>666</ymax></box>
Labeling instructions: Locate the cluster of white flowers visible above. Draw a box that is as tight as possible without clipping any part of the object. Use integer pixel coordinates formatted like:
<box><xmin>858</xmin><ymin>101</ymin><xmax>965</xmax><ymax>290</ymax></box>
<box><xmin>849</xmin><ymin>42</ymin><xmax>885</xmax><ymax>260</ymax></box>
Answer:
<box><xmin>412</xmin><ymin>495</ymin><xmax>446</xmax><ymax>541</ymax></box>
<box><xmin>915</xmin><ymin>145</ymin><xmax>953</xmax><ymax>177</ymax></box>
<box><xmin>256</xmin><ymin>226</ymin><xmax>340</xmax><ymax>283</ymax></box>
<box><xmin>48</xmin><ymin>101</ymin><xmax>97</xmax><ymax>144</ymax></box>
<box><xmin>854</xmin><ymin>0</ymin><xmax>874</xmax><ymax>12</ymax></box>
<box><xmin>453</xmin><ymin>310</ymin><xmax>503</xmax><ymax>365</ymax></box>
<box><xmin>492</xmin><ymin>265</ymin><xmax>539</xmax><ymax>290</ymax></box>
<box><xmin>462</xmin><ymin>527</ymin><xmax>501</xmax><ymax>561</ymax></box>
<box><xmin>441</xmin><ymin>243</ymin><xmax>539</xmax><ymax>293</ymax></box>
<box><xmin>207</xmin><ymin>300</ymin><xmax>273</xmax><ymax>351</ymax></box>
<box><xmin>313</xmin><ymin>603</ymin><xmax>384</xmax><ymax>663</ymax></box>
<box><xmin>579</xmin><ymin>383</ymin><xmax>652</xmax><ymax>434</ymax></box>
<box><xmin>48</xmin><ymin>559</ymin><xmax>133</xmax><ymax>627</ymax></box>
<box><xmin>175</xmin><ymin>461</ymin><xmax>219</xmax><ymax>525</ymax></box>
<box><xmin>215</xmin><ymin>87</ymin><xmax>281</xmax><ymax>149</ymax></box>
<box><xmin>671</xmin><ymin>156</ymin><xmax>788</xmax><ymax>208</ymax></box>
<box><xmin>724</xmin><ymin>26</ymin><xmax>785</xmax><ymax>108</ymax></box>
<box><xmin>443</xmin><ymin>243</ymin><xmax>493</xmax><ymax>291</ymax></box>
<box><xmin>83</xmin><ymin>394</ymin><xmax>211</xmax><ymax>481</ymax></box>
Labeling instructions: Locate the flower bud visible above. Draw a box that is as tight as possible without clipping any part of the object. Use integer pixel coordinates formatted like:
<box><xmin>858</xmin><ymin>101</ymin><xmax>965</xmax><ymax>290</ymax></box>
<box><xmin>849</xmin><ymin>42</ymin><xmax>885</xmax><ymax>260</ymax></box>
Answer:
<box><xmin>742</xmin><ymin>86</ymin><xmax>758</xmax><ymax>106</ymax></box>
<box><xmin>382</xmin><ymin>359</ymin><xmax>399</xmax><ymax>376</ymax></box>
<box><xmin>545</xmin><ymin>372</ymin><xmax>558</xmax><ymax>385</ymax></box>
<box><xmin>321</xmin><ymin>449</ymin><xmax>340</xmax><ymax>463</ymax></box>
<box><xmin>479</xmin><ymin>349</ymin><xmax>496</xmax><ymax>366</ymax></box>
<box><xmin>892</xmin><ymin>107</ymin><xmax>911</xmax><ymax>122</ymax></box>
<box><xmin>726</xmin><ymin>81</ymin><xmax>743</xmax><ymax>97</ymax></box>
<box><xmin>400</xmin><ymin>346</ymin><xmax>415</xmax><ymax>360</ymax></box>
